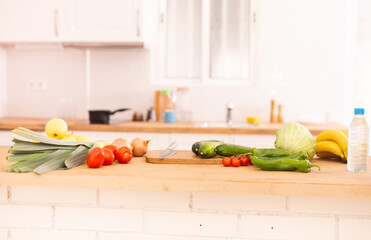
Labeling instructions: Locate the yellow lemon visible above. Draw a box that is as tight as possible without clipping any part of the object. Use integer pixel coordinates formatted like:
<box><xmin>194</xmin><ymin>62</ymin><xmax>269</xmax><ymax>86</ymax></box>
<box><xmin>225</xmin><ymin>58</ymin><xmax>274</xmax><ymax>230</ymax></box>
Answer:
<box><xmin>45</xmin><ymin>118</ymin><xmax>68</xmax><ymax>139</ymax></box>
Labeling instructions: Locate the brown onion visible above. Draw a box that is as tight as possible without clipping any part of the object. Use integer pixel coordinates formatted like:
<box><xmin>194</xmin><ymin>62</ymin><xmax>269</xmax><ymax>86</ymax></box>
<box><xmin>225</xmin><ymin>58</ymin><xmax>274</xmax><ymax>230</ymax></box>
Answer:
<box><xmin>111</xmin><ymin>137</ymin><xmax>132</xmax><ymax>150</ymax></box>
<box><xmin>131</xmin><ymin>137</ymin><xmax>150</xmax><ymax>157</ymax></box>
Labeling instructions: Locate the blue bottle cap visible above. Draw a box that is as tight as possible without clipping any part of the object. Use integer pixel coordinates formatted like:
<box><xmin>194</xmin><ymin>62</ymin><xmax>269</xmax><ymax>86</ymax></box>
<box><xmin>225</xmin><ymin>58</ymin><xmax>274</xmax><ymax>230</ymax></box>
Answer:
<box><xmin>354</xmin><ymin>108</ymin><xmax>365</xmax><ymax>114</ymax></box>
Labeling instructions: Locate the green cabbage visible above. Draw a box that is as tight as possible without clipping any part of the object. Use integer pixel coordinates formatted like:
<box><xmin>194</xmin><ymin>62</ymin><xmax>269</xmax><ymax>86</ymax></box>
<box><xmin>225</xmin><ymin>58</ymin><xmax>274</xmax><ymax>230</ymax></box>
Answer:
<box><xmin>274</xmin><ymin>122</ymin><xmax>316</xmax><ymax>160</ymax></box>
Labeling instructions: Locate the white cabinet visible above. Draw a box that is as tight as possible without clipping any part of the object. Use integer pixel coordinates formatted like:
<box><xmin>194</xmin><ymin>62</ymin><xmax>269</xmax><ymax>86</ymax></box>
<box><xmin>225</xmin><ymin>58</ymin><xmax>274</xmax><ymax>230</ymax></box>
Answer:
<box><xmin>61</xmin><ymin>0</ymin><xmax>141</xmax><ymax>42</ymax></box>
<box><xmin>0</xmin><ymin>0</ymin><xmax>142</xmax><ymax>43</ymax></box>
<box><xmin>0</xmin><ymin>0</ymin><xmax>60</xmax><ymax>42</ymax></box>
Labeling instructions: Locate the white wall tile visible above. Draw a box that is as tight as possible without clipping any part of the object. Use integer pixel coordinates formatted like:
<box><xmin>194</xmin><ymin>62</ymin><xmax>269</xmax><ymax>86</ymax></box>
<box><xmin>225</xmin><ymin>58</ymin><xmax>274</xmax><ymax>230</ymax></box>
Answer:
<box><xmin>0</xmin><ymin>185</ymin><xmax>7</xmax><ymax>202</ymax></box>
<box><xmin>289</xmin><ymin>196</ymin><xmax>371</xmax><ymax>215</ymax></box>
<box><xmin>10</xmin><ymin>186</ymin><xmax>97</xmax><ymax>205</ymax></box>
<box><xmin>145</xmin><ymin>210</ymin><xmax>237</xmax><ymax>237</ymax></box>
<box><xmin>193</xmin><ymin>193</ymin><xmax>286</xmax><ymax>212</ymax></box>
<box><xmin>0</xmin><ymin>205</ymin><xmax>51</xmax><ymax>228</ymax></box>
<box><xmin>240</xmin><ymin>215</ymin><xmax>336</xmax><ymax>240</ymax></box>
<box><xmin>99</xmin><ymin>190</ymin><xmax>189</xmax><ymax>209</ymax></box>
<box><xmin>90</xmin><ymin>48</ymin><xmax>153</xmax><ymax>120</ymax></box>
<box><xmin>101</xmin><ymin>232</ymin><xmax>235</xmax><ymax>240</ymax></box>
<box><xmin>10</xmin><ymin>229</ymin><xmax>97</xmax><ymax>240</ymax></box>
<box><xmin>6</xmin><ymin>48</ymin><xmax>87</xmax><ymax>119</ymax></box>
<box><xmin>55</xmin><ymin>206</ymin><xmax>142</xmax><ymax>232</ymax></box>
<box><xmin>339</xmin><ymin>218</ymin><xmax>371</xmax><ymax>240</ymax></box>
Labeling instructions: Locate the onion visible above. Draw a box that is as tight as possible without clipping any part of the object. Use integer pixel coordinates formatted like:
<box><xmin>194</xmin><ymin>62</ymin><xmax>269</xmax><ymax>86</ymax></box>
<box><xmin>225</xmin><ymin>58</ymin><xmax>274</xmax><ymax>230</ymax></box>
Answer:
<box><xmin>111</xmin><ymin>137</ymin><xmax>132</xmax><ymax>150</ymax></box>
<box><xmin>131</xmin><ymin>137</ymin><xmax>150</xmax><ymax>157</ymax></box>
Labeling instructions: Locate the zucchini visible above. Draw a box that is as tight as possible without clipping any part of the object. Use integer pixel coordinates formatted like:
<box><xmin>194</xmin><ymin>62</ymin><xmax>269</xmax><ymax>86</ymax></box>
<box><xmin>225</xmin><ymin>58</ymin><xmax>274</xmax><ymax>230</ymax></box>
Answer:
<box><xmin>215</xmin><ymin>144</ymin><xmax>253</xmax><ymax>157</ymax></box>
<box><xmin>191</xmin><ymin>140</ymin><xmax>223</xmax><ymax>155</ymax></box>
<box><xmin>198</xmin><ymin>141</ymin><xmax>224</xmax><ymax>158</ymax></box>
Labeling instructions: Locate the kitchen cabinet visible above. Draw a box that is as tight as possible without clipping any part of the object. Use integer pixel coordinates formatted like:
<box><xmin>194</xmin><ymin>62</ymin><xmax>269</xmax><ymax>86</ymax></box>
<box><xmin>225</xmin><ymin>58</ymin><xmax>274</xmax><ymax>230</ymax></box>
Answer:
<box><xmin>0</xmin><ymin>0</ymin><xmax>142</xmax><ymax>43</ymax></box>
<box><xmin>61</xmin><ymin>0</ymin><xmax>142</xmax><ymax>43</ymax></box>
<box><xmin>0</xmin><ymin>0</ymin><xmax>59</xmax><ymax>42</ymax></box>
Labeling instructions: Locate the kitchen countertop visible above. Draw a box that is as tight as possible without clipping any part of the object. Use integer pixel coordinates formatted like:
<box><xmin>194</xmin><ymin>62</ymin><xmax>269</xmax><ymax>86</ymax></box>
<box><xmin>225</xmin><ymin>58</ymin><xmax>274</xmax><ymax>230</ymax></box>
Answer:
<box><xmin>0</xmin><ymin>146</ymin><xmax>370</xmax><ymax>198</ymax></box>
<box><xmin>0</xmin><ymin>117</ymin><xmax>346</xmax><ymax>135</ymax></box>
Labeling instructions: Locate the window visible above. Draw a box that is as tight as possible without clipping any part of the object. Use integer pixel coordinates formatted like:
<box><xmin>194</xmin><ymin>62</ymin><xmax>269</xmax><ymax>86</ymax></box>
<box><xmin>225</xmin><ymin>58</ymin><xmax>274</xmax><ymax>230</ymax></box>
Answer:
<box><xmin>152</xmin><ymin>0</ymin><xmax>255</xmax><ymax>86</ymax></box>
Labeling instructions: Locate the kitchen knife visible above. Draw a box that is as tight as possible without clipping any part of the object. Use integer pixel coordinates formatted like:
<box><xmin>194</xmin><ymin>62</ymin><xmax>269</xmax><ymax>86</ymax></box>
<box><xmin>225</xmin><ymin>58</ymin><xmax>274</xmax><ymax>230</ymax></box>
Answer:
<box><xmin>160</xmin><ymin>141</ymin><xmax>178</xmax><ymax>159</ymax></box>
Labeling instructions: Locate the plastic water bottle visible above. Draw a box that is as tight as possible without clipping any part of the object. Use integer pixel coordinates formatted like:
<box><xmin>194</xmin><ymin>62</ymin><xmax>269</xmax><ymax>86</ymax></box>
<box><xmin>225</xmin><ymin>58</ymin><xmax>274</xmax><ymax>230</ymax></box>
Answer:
<box><xmin>347</xmin><ymin>108</ymin><xmax>369</xmax><ymax>172</ymax></box>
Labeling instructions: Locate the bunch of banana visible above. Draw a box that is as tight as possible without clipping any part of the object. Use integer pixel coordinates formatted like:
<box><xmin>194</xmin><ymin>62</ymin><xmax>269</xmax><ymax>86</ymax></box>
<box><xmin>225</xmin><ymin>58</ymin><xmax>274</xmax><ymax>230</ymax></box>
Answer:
<box><xmin>315</xmin><ymin>130</ymin><xmax>348</xmax><ymax>161</ymax></box>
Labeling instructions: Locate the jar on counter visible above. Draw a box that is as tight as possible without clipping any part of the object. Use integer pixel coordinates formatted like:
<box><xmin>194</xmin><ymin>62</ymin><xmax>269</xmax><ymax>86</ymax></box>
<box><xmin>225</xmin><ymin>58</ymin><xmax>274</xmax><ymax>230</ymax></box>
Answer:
<box><xmin>155</xmin><ymin>89</ymin><xmax>176</xmax><ymax>123</ymax></box>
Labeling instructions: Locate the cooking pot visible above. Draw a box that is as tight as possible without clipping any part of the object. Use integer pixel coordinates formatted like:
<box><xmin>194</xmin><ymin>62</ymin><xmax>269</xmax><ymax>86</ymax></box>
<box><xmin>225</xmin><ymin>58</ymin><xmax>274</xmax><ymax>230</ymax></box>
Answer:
<box><xmin>89</xmin><ymin>108</ymin><xmax>130</xmax><ymax>124</ymax></box>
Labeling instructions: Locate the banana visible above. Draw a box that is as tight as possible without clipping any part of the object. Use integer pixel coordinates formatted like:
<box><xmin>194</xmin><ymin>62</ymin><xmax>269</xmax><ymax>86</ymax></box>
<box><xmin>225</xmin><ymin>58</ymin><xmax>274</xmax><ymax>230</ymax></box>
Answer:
<box><xmin>339</xmin><ymin>130</ymin><xmax>348</xmax><ymax>138</ymax></box>
<box><xmin>316</xmin><ymin>151</ymin><xmax>341</xmax><ymax>159</ymax></box>
<box><xmin>316</xmin><ymin>130</ymin><xmax>348</xmax><ymax>159</ymax></box>
<box><xmin>315</xmin><ymin>141</ymin><xmax>345</xmax><ymax>160</ymax></box>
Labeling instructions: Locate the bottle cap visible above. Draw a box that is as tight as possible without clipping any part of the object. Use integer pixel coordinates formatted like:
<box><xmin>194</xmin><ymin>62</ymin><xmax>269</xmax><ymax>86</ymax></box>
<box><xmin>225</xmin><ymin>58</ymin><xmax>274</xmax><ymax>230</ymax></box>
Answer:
<box><xmin>161</xmin><ymin>89</ymin><xmax>171</xmax><ymax>95</ymax></box>
<box><xmin>354</xmin><ymin>108</ymin><xmax>365</xmax><ymax>114</ymax></box>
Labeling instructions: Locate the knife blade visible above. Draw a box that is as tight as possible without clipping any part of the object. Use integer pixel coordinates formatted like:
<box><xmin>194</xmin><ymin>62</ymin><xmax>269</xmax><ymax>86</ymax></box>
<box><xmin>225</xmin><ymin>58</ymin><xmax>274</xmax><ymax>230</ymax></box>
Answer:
<box><xmin>160</xmin><ymin>141</ymin><xmax>178</xmax><ymax>159</ymax></box>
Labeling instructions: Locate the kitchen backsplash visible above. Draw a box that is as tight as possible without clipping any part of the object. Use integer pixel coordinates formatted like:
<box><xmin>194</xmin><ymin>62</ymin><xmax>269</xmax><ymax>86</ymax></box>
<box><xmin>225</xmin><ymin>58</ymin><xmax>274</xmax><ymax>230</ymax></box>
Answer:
<box><xmin>0</xmin><ymin>46</ymin><xmax>353</xmax><ymax>125</ymax></box>
<box><xmin>0</xmin><ymin>47</ymin><xmax>351</xmax><ymax>124</ymax></box>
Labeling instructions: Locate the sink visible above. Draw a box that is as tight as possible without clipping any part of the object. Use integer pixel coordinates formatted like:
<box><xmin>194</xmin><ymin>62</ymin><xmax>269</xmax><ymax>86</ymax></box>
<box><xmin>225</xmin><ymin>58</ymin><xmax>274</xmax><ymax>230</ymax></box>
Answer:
<box><xmin>194</xmin><ymin>122</ymin><xmax>259</xmax><ymax>128</ymax></box>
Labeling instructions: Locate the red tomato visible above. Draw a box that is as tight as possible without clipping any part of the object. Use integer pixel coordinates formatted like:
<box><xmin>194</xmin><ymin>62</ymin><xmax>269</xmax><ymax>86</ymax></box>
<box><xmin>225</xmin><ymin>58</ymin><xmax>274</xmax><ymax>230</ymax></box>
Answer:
<box><xmin>235</xmin><ymin>154</ymin><xmax>243</xmax><ymax>159</ymax></box>
<box><xmin>240</xmin><ymin>156</ymin><xmax>249</xmax><ymax>166</ymax></box>
<box><xmin>222</xmin><ymin>157</ymin><xmax>231</xmax><ymax>167</ymax></box>
<box><xmin>87</xmin><ymin>148</ymin><xmax>105</xmax><ymax>168</ymax></box>
<box><xmin>102</xmin><ymin>148</ymin><xmax>115</xmax><ymax>165</ymax></box>
<box><xmin>103</xmin><ymin>145</ymin><xmax>118</xmax><ymax>155</ymax></box>
<box><xmin>116</xmin><ymin>146</ymin><xmax>133</xmax><ymax>163</ymax></box>
<box><xmin>231</xmin><ymin>157</ymin><xmax>241</xmax><ymax>167</ymax></box>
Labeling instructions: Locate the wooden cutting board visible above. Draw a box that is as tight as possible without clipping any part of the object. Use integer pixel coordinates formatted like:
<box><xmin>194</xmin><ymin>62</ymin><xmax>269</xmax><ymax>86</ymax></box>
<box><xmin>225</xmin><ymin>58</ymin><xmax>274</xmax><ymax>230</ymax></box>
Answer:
<box><xmin>146</xmin><ymin>150</ymin><xmax>223</xmax><ymax>164</ymax></box>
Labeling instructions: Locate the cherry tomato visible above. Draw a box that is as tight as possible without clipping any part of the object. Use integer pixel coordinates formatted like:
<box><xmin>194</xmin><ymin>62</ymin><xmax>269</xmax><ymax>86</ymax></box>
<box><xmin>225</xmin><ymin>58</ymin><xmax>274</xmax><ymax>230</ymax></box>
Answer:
<box><xmin>231</xmin><ymin>157</ymin><xmax>241</xmax><ymax>167</ymax></box>
<box><xmin>235</xmin><ymin>154</ymin><xmax>243</xmax><ymax>159</ymax></box>
<box><xmin>87</xmin><ymin>148</ymin><xmax>105</xmax><ymax>168</ymax></box>
<box><xmin>103</xmin><ymin>145</ymin><xmax>118</xmax><ymax>155</ymax></box>
<box><xmin>102</xmin><ymin>148</ymin><xmax>115</xmax><ymax>165</ymax></box>
<box><xmin>240</xmin><ymin>156</ymin><xmax>249</xmax><ymax>166</ymax></box>
<box><xmin>222</xmin><ymin>157</ymin><xmax>231</xmax><ymax>167</ymax></box>
<box><xmin>116</xmin><ymin>146</ymin><xmax>133</xmax><ymax>163</ymax></box>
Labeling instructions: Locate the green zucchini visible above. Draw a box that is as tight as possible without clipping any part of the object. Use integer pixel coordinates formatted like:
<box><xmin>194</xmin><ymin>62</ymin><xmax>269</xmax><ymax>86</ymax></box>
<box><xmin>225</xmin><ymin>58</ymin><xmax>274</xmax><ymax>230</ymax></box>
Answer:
<box><xmin>191</xmin><ymin>140</ymin><xmax>223</xmax><ymax>155</ymax></box>
<box><xmin>198</xmin><ymin>141</ymin><xmax>224</xmax><ymax>158</ymax></box>
<box><xmin>215</xmin><ymin>144</ymin><xmax>253</xmax><ymax>157</ymax></box>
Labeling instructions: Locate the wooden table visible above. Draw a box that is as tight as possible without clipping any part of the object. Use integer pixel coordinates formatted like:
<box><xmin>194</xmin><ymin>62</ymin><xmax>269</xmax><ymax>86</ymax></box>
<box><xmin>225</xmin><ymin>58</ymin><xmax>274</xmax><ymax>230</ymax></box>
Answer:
<box><xmin>0</xmin><ymin>117</ymin><xmax>346</xmax><ymax>135</ymax></box>
<box><xmin>1</xmin><ymin>146</ymin><xmax>370</xmax><ymax>198</ymax></box>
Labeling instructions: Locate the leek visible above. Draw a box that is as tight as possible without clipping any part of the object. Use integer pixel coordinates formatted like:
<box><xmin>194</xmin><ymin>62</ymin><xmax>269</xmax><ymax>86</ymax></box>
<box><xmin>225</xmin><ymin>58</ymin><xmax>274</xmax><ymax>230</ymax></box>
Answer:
<box><xmin>7</xmin><ymin>127</ymin><xmax>95</xmax><ymax>174</ymax></box>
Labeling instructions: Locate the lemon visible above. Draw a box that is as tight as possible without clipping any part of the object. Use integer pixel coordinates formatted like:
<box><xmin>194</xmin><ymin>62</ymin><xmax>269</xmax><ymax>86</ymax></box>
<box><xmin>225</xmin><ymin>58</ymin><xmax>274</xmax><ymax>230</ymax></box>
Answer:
<box><xmin>45</xmin><ymin>118</ymin><xmax>68</xmax><ymax>139</ymax></box>
<box><xmin>61</xmin><ymin>134</ymin><xmax>76</xmax><ymax>141</ymax></box>
<box><xmin>75</xmin><ymin>135</ymin><xmax>90</xmax><ymax>142</ymax></box>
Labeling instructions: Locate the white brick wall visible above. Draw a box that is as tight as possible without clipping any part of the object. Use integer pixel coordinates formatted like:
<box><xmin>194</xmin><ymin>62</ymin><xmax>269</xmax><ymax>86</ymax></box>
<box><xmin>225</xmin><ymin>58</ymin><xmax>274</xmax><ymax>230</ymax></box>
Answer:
<box><xmin>11</xmin><ymin>186</ymin><xmax>97</xmax><ymax>205</ymax></box>
<box><xmin>0</xmin><ymin>204</ymin><xmax>52</xmax><ymax>228</ymax></box>
<box><xmin>0</xmin><ymin>185</ymin><xmax>7</xmax><ymax>202</ymax></box>
<box><xmin>192</xmin><ymin>192</ymin><xmax>286</xmax><ymax>212</ymax></box>
<box><xmin>339</xmin><ymin>218</ymin><xmax>371</xmax><ymax>240</ymax></box>
<box><xmin>0</xmin><ymin>185</ymin><xmax>371</xmax><ymax>239</ymax></box>
<box><xmin>10</xmin><ymin>229</ymin><xmax>97</xmax><ymax>240</ymax></box>
<box><xmin>99</xmin><ymin>189</ymin><xmax>190</xmax><ymax>209</ymax></box>
<box><xmin>240</xmin><ymin>215</ymin><xmax>336</xmax><ymax>240</ymax></box>
<box><xmin>55</xmin><ymin>206</ymin><xmax>142</xmax><ymax>232</ymax></box>
<box><xmin>145</xmin><ymin>210</ymin><xmax>238</xmax><ymax>237</ymax></box>
<box><xmin>288</xmin><ymin>196</ymin><xmax>371</xmax><ymax>215</ymax></box>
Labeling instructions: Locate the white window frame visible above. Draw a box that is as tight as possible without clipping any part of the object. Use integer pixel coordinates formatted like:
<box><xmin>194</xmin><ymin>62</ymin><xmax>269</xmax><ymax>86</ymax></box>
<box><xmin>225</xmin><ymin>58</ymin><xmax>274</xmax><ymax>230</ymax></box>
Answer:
<box><xmin>150</xmin><ymin>0</ymin><xmax>257</xmax><ymax>87</ymax></box>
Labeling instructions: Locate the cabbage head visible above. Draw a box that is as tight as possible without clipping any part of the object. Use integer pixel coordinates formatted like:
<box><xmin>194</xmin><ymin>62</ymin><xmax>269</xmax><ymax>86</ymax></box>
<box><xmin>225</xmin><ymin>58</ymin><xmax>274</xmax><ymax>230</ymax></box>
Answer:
<box><xmin>274</xmin><ymin>122</ymin><xmax>316</xmax><ymax>160</ymax></box>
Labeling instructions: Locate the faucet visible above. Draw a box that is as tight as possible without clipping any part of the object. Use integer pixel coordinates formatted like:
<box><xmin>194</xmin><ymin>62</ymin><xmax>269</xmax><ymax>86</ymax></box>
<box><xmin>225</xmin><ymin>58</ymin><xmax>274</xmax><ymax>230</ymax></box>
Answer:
<box><xmin>226</xmin><ymin>101</ymin><xmax>234</xmax><ymax>125</ymax></box>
